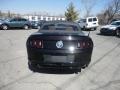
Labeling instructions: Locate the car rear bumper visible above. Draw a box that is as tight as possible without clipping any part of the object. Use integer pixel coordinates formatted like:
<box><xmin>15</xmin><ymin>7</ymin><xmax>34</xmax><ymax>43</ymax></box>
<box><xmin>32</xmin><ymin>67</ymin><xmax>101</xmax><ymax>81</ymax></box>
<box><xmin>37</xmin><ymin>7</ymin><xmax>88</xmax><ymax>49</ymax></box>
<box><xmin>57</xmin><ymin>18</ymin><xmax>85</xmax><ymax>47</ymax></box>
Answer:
<box><xmin>27</xmin><ymin>48</ymin><xmax>92</xmax><ymax>69</ymax></box>
<box><xmin>86</xmin><ymin>25</ymin><xmax>99</xmax><ymax>29</ymax></box>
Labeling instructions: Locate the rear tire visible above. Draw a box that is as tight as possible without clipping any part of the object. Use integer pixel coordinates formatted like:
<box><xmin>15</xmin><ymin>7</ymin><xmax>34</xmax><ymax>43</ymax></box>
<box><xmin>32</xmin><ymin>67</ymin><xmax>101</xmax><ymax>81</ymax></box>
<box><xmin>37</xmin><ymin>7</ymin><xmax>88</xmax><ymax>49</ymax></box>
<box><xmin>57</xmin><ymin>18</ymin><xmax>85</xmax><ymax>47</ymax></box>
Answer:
<box><xmin>24</xmin><ymin>25</ymin><xmax>29</xmax><ymax>30</ymax></box>
<box><xmin>116</xmin><ymin>29</ymin><xmax>120</xmax><ymax>37</ymax></box>
<box><xmin>28</xmin><ymin>62</ymin><xmax>38</xmax><ymax>72</ymax></box>
<box><xmin>74</xmin><ymin>68</ymin><xmax>81</xmax><ymax>74</ymax></box>
<box><xmin>1</xmin><ymin>24</ymin><xmax>8</xmax><ymax>30</ymax></box>
<box><xmin>82</xmin><ymin>26</ymin><xmax>86</xmax><ymax>31</ymax></box>
<box><xmin>93</xmin><ymin>27</ymin><xmax>97</xmax><ymax>31</ymax></box>
<box><xmin>81</xmin><ymin>64</ymin><xmax>88</xmax><ymax>69</ymax></box>
<box><xmin>81</xmin><ymin>61</ymin><xmax>91</xmax><ymax>69</ymax></box>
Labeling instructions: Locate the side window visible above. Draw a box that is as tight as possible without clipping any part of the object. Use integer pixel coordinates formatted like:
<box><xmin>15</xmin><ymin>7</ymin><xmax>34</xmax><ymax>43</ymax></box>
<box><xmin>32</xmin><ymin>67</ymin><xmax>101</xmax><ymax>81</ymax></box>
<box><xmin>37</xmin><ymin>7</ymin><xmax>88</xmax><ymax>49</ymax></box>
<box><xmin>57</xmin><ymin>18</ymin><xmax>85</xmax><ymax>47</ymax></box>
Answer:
<box><xmin>83</xmin><ymin>19</ymin><xmax>86</xmax><ymax>23</ymax></box>
<box><xmin>21</xmin><ymin>19</ymin><xmax>27</xmax><ymax>21</ymax></box>
<box><xmin>116</xmin><ymin>22</ymin><xmax>120</xmax><ymax>25</ymax></box>
<box><xmin>17</xmin><ymin>19</ymin><xmax>21</xmax><ymax>22</ymax></box>
<box><xmin>41</xmin><ymin>24</ymin><xmax>55</xmax><ymax>30</ymax></box>
<box><xmin>78</xmin><ymin>19</ymin><xmax>86</xmax><ymax>23</ymax></box>
<box><xmin>88</xmin><ymin>18</ymin><xmax>92</xmax><ymax>22</ymax></box>
<box><xmin>93</xmin><ymin>18</ymin><xmax>97</xmax><ymax>21</ymax></box>
<box><xmin>10</xmin><ymin>19</ymin><xmax>17</xmax><ymax>22</ymax></box>
<box><xmin>78</xmin><ymin>20</ymin><xmax>81</xmax><ymax>23</ymax></box>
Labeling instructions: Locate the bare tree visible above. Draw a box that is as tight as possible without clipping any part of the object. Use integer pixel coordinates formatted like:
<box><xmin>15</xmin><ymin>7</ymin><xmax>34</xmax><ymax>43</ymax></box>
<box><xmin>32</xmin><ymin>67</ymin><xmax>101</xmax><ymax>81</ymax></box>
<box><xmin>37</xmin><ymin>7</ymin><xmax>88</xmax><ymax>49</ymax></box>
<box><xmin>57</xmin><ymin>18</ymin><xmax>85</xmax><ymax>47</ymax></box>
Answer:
<box><xmin>80</xmin><ymin>0</ymin><xmax>98</xmax><ymax>17</ymax></box>
<box><xmin>97</xmin><ymin>0</ymin><xmax>120</xmax><ymax>25</ymax></box>
<box><xmin>105</xmin><ymin>0</ymin><xmax>120</xmax><ymax>23</ymax></box>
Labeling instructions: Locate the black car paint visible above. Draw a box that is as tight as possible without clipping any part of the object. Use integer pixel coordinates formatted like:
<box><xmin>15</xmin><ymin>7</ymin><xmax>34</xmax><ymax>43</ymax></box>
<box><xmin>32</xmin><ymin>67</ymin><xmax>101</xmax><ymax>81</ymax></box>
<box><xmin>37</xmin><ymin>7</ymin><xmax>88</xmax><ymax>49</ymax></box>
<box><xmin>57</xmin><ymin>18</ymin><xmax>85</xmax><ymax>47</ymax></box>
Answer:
<box><xmin>26</xmin><ymin>21</ymin><xmax>93</xmax><ymax>72</ymax></box>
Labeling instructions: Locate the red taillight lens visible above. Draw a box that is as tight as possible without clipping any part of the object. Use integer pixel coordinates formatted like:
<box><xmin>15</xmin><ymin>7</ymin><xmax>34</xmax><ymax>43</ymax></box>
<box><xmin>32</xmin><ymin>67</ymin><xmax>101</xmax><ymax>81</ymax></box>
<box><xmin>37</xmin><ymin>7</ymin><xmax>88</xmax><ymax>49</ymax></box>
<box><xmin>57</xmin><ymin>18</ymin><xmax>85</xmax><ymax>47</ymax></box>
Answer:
<box><xmin>30</xmin><ymin>40</ymin><xmax>43</xmax><ymax>48</ymax></box>
<box><xmin>78</xmin><ymin>41</ymin><xmax>92</xmax><ymax>48</ymax></box>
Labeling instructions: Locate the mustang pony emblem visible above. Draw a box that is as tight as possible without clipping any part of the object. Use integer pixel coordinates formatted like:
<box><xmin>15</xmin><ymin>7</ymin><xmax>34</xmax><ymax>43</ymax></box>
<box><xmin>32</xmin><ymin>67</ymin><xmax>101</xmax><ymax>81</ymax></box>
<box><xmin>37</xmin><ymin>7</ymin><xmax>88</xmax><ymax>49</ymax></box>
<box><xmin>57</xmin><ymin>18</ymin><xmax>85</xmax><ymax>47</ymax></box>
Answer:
<box><xmin>56</xmin><ymin>41</ymin><xmax>63</xmax><ymax>48</ymax></box>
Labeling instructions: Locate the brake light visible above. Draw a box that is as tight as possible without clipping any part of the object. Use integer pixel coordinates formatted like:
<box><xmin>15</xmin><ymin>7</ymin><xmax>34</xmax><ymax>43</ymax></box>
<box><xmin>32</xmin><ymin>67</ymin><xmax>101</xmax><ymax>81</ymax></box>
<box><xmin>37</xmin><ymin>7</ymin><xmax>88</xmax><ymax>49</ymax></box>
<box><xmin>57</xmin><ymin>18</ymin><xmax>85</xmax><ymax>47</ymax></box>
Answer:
<box><xmin>30</xmin><ymin>40</ymin><xmax>43</xmax><ymax>48</ymax></box>
<box><xmin>78</xmin><ymin>41</ymin><xmax>92</xmax><ymax>48</ymax></box>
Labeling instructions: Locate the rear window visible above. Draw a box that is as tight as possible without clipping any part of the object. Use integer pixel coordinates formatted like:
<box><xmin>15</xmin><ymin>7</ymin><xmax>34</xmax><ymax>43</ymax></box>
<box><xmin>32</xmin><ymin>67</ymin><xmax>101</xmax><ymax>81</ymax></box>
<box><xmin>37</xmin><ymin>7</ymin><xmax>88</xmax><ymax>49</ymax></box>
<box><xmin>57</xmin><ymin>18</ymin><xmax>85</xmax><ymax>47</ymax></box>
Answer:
<box><xmin>41</xmin><ymin>24</ymin><xmax>55</xmax><ymax>30</ymax></box>
<box><xmin>93</xmin><ymin>18</ymin><xmax>97</xmax><ymax>21</ymax></box>
<box><xmin>57</xmin><ymin>24</ymin><xmax>79</xmax><ymax>31</ymax></box>
<box><xmin>41</xmin><ymin>23</ymin><xmax>79</xmax><ymax>31</ymax></box>
<box><xmin>79</xmin><ymin>19</ymin><xmax>86</xmax><ymax>23</ymax></box>
<box><xmin>21</xmin><ymin>19</ymin><xmax>27</xmax><ymax>21</ymax></box>
<box><xmin>111</xmin><ymin>22</ymin><xmax>120</xmax><ymax>26</ymax></box>
<box><xmin>116</xmin><ymin>22</ymin><xmax>120</xmax><ymax>25</ymax></box>
<box><xmin>10</xmin><ymin>19</ymin><xmax>18</xmax><ymax>22</ymax></box>
<box><xmin>88</xmin><ymin>18</ymin><xmax>92</xmax><ymax>22</ymax></box>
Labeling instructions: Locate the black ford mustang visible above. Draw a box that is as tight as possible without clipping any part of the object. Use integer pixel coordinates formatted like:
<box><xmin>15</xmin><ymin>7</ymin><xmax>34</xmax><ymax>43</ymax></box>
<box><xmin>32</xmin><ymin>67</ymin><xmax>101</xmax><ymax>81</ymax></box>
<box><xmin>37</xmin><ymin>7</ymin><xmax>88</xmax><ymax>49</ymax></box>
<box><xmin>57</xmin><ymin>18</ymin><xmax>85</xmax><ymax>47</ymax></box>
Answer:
<box><xmin>26</xmin><ymin>21</ymin><xmax>93</xmax><ymax>73</ymax></box>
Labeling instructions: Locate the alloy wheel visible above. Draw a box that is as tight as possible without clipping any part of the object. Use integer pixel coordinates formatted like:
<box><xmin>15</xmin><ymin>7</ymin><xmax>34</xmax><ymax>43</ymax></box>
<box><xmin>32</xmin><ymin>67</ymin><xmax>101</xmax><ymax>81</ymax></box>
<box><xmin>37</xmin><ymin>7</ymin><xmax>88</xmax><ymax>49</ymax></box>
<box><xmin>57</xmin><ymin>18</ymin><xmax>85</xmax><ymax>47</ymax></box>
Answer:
<box><xmin>116</xmin><ymin>29</ymin><xmax>120</xmax><ymax>37</ymax></box>
<box><xmin>2</xmin><ymin>25</ymin><xmax>8</xmax><ymax>30</ymax></box>
<box><xmin>24</xmin><ymin>25</ymin><xmax>29</xmax><ymax>30</ymax></box>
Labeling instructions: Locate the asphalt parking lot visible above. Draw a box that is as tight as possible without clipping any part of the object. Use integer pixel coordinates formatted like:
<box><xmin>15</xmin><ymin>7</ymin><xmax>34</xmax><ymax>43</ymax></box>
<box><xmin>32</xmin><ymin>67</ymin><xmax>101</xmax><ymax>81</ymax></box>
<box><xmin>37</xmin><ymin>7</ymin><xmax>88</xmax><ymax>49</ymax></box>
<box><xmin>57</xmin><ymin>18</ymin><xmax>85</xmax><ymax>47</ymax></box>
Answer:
<box><xmin>0</xmin><ymin>29</ymin><xmax>120</xmax><ymax>90</ymax></box>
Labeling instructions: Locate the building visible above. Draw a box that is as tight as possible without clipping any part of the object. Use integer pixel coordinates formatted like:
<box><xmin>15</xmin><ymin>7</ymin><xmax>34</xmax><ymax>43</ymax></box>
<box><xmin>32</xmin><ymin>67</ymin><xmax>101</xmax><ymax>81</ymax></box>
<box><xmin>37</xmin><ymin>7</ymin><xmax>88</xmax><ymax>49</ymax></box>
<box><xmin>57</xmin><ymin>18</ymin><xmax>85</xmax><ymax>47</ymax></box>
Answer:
<box><xmin>22</xmin><ymin>15</ymin><xmax>66</xmax><ymax>21</ymax></box>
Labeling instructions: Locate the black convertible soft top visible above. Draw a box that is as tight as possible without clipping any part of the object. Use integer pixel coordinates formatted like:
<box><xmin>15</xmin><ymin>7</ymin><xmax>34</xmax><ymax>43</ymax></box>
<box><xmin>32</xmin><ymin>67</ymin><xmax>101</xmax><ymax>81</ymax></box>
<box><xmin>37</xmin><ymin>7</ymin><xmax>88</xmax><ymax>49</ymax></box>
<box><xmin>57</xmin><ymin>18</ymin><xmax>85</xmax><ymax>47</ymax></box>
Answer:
<box><xmin>39</xmin><ymin>21</ymin><xmax>82</xmax><ymax>31</ymax></box>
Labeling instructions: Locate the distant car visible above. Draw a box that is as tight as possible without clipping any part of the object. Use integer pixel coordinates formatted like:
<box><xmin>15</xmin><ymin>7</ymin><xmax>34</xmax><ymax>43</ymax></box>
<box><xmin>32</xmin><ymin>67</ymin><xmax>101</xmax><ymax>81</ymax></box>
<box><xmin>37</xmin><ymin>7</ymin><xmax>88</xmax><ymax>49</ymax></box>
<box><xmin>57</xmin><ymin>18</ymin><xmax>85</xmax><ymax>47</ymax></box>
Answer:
<box><xmin>116</xmin><ymin>26</ymin><xmax>120</xmax><ymax>37</ymax></box>
<box><xmin>31</xmin><ymin>20</ymin><xmax>46</xmax><ymax>29</ymax></box>
<box><xmin>0</xmin><ymin>18</ymin><xmax>31</xmax><ymax>30</ymax></box>
<box><xmin>111</xmin><ymin>19</ymin><xmax>120</xmax><ymax>23</ymax></box>
<box><xmin>78</xmin><ymin>17</ymin><xmax>99</xmax><ymax>30</ymax></box>
<box><xmin>38</xmin><ymin>20</ymin><xmax>46</xmax><ymax>29</ymax></box>
<box><xmin>100</xmin><ymin>21</ymin><xmax>120</xmax><ymax>35</ymax></box>
<box><xmin>26</xmin><ymin>21</ymin><xmax>94</xmax><ymax>73</ymax></box>
<box><xmin>30</xmin><ymin>21</ymin><xmax>39</xmax><ymax>29</ymax></box>
<box><xmin>0</xmin><ymin>19</ymin><xmax>4</xmax><ymax>22</ymax></box>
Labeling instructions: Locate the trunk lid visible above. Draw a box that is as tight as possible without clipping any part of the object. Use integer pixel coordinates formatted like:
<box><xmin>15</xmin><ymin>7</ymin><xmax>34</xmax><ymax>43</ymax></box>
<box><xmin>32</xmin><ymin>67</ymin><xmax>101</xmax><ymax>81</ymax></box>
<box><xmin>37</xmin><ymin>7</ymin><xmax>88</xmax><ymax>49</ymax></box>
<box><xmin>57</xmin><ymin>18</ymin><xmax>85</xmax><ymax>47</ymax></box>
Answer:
<box><xmin>29</xmin><ymin>30</ymin><xmax>92</xmax><ymax>50</ymax></box>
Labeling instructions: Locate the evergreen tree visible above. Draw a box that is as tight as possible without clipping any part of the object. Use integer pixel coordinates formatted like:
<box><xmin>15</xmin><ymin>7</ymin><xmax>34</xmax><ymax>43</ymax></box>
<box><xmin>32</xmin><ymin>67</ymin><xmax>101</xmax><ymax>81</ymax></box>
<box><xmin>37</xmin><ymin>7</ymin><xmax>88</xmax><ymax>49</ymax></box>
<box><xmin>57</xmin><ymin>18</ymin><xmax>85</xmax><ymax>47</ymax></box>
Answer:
<box><xmin>65</xmin><ymin>2</ymin><xmax>79</xmax><ymax>21</ymax></box>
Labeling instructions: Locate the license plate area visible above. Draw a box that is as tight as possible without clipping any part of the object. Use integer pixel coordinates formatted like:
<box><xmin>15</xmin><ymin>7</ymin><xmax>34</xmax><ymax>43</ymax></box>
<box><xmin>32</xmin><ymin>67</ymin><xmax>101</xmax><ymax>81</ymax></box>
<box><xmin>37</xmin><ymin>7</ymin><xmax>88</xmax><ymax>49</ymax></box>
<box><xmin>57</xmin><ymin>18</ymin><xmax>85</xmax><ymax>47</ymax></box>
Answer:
<box><xmin>44</xmin><ymin>55</ymin><xmax>74</xmax><ymax>63</ymax></box>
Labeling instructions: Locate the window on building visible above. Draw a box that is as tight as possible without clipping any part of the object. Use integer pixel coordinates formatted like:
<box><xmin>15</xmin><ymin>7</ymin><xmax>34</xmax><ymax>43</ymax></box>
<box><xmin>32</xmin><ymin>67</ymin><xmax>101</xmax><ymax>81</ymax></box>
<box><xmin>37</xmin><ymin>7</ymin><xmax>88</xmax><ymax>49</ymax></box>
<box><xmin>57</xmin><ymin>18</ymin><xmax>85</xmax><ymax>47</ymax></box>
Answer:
<box><xmin>38</xmin><ymin>17</ymin><xmax>41</xmax><ymax>20</ymax></box>
<box><xmin>48</xmin><ymin>17</ymin><xmax>51</xmax><ymax>21</ymax></box>
<box><xmin>43</xmin><ymin>17</ymin><xmax>46</xmax><ymax>21</ymax></box>
<box><xmin>32</xmin><ymin>16</ymin><xmax>35</xmax><ymax>20</ymax></box>
<box><xmin>52</xmin><ymin>18</ymin><xmax>56</xmax><ymax>21</ymax></box>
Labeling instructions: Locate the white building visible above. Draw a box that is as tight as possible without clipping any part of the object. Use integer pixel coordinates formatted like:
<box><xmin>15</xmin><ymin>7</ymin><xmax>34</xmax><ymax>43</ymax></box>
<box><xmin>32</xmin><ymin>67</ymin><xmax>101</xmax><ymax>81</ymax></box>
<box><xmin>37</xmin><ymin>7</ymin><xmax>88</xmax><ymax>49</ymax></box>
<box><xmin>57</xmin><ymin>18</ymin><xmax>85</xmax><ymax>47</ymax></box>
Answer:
<box><xmin>23</xmin><ymin>15</ymin><xmax>66</xmax><ymax>21</ymax></box>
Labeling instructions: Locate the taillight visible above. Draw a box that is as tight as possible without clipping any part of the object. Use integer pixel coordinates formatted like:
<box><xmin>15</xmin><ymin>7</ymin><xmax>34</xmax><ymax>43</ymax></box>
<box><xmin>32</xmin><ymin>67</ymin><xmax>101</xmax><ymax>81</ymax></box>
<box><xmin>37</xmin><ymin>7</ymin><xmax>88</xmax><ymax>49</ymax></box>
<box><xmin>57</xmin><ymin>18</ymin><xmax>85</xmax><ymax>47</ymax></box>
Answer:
<box><xmin>30</xmin><ymin>40</ymin><xmax>43</xmax><ymax>48</ymax></box>
<box><xmin>78</xmin><ymin>41</ymin><xmax>92</xmax><ymax>48</ymax></box>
